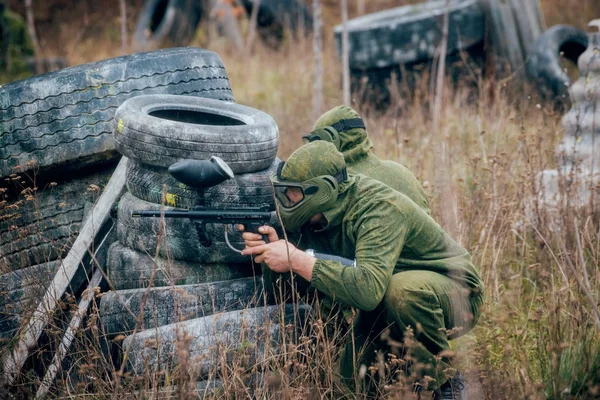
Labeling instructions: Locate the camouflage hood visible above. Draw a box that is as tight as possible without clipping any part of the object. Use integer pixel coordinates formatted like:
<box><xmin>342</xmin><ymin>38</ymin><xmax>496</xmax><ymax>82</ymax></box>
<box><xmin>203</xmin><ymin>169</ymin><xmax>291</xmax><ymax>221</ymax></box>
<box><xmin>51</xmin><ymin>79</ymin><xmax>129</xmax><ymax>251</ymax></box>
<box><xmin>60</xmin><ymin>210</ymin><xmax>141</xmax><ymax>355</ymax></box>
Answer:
<box><xmin>278</xmin><ymin>141</ymin><xmax>354</xmax><ymax>231</ymax></box>
<box><xmin>313</xmin><ymin>105</ymin><xmax>373</xmax><ymax>165</ymax></box>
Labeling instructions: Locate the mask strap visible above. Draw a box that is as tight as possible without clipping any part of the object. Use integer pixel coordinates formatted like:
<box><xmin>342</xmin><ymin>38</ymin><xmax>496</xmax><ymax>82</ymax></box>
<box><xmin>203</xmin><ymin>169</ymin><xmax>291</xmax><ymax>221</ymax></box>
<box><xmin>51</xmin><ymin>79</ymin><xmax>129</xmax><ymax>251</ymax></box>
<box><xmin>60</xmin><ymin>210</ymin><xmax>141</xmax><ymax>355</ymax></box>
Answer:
<box><xmin>331</xmin><ymin>118</ymin><xmax>365</xmax><ymax>133</ymax></box>
<box><xmin>276</xmin><ymin>161</ymin><xmax>285</xmax><ymax>179</ymax></box>
<box><xmin>333</xmin><ymin>167</ymin><xmax>348</xmax><ymax>183</ymax></box>
<box><xmin>303</xmin><ymin>126</ymin><xmax>338</xmax><ymax>143</ymax></box>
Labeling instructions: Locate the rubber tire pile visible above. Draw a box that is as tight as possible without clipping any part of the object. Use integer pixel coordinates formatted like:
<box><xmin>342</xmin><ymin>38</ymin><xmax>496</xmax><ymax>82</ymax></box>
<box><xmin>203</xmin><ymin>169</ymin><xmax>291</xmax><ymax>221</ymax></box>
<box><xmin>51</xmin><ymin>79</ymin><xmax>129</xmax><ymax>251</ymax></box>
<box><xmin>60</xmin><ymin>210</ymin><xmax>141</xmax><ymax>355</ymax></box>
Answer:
<box><xmin>333</xmin><ymin>0</ymin><xmax>589</xmax><ymax>108</ymax></box>
<box><xmin>334</xmin><ymin>0</ymin><xmax>486</xmax><ymax>107</ymax></box>
<box><xmin>133</xmin><ymin>0</ymin><xmax>312</xmax><ymax>51</ymax></box>
<box><xmin>0</xmin><ymin>46</ymin><xmax>301</xmax><ymax>394</ymax></box>
<box><xmin>0</xmin><ymin>47</ymin><xmax>230</xmax><ymax>342</ymax></box>
<box><xmin>97</xmin><ymin>72</ymin><xmax>305</xmax><ymax>389</ymax></box>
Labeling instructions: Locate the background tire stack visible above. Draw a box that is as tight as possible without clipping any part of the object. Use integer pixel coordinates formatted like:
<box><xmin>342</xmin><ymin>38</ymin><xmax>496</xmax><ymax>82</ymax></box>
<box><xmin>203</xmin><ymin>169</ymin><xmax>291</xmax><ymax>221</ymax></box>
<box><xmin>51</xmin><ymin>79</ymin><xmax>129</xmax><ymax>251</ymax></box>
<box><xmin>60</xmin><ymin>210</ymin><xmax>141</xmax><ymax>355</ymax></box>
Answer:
<box><xmin>334</xmin><ymin>0</ymin><xmax>486</xmax><ymax>108</ymax></box>
<box><xmin>132</xmin><ymin>0</ymin><xmax>313</xmax><ymax>52</ymax></box>
<box><xmin>0</xmin><ymin>47</ymin><xmax>233</xmax><ymax>343</ymax></box>
<box><xmin>533</xmin><ymin>22</ymin><xmax>600</xmax><ymax>214</ymax></box>
<box><xmin>98</xmin><ymin>93</ymin><xmax>297</xmax><ymax>390</ymax></box>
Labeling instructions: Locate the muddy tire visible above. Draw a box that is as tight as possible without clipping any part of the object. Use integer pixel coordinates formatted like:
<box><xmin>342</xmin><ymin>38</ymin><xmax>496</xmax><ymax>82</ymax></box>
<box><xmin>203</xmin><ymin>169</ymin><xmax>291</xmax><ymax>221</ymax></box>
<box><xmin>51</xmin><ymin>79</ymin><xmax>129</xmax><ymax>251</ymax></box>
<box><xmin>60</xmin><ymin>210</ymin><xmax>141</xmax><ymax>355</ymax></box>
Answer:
<box><xmin>240</xmin><ymin>0</ymin><xmax>313</xmax><ymax>48</ymax></box>
<box><xmin>99</xmin><ymin>277</ymin><xmax>265</xmax><ymax>336</ymax></box>
<box><xmin>0</xmin><ymin>168</ymin><xmax>113</xmax><ymax>272</ymax></box>
<box><xmin>105</xmin><ymin>242</ymin><xmax>257</xmax><ymax>290</ymax></box>
<box><xmin>0</xmin><ymin>48</ymin><xmax>234</xmax><ymax>179</ymax></box>
<box><xmin>132</xmin><ymin>0</ymin><xmax>204</xmax><ymax>52</ymax></box>
<box><xmin>0</xmin><ymin>261</ymin><xmax>59</xmax><ymax>340</ymax></box>
<box><xmin>122</xmin><ymin>304</ymin><xmax>311</xmax><ymax>378</ymax></box>
<box><xmin>113</xmin><ymin>95</ymin><xmax>278</xmax><ymax>174</ymax></box>
<box><xmin>526</xmin><ymin>25</ymin><xmax>588</xmax><ymax>101</ymax></box>
<box><xmin>116</xmin><ymin>192</ymin><xmax>261</xmax><ymax>263</ymax></box>
<box><xmin>125</xmin><ymin>158</ymin><xmax>278</xmax><ymax>209</ymax></box>
<box><xmin>334</xmin><ymin>0</ymin><xmax>484</xmax><ymax>70</ymax></box>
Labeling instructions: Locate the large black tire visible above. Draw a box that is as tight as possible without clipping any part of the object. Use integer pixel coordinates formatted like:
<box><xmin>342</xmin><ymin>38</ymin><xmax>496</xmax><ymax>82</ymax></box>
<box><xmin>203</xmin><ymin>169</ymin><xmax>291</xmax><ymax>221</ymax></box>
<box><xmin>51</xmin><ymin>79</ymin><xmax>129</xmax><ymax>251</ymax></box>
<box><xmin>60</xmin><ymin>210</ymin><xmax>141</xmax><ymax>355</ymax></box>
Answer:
<box><xmin>0</xmin><ymin>261</ymin><xmax>59</xmax><ymax>340</ymax></box>
<box><xmin>0</xmin><ymin>48</ymin><xmax>234</xmax><ymax>179</ymax></box>
<box><xmin>126</xmin><ymin>158</ymin><xmax>279</xmax><ymax>209</ymax></box>
<box><xmin>240</xmin><ymin>0</ymin><xmax>313</xmax><ymax>48</ymax></box>
<box><xmin>526</xmin><ymin>25</ymin><xmax>588</xmax><ymax>101</ymax></box>
<box><xmin>116</xmin><ymin>192</ymin><xmax>266</xmax><ymax>263</ymax></box>
<box><xmin>132</xmin><ymin>0</ymin><xmax>204</xmax><ymax>52</ymax></box>
<box><xmin>99</xmin><ymin>277</ymin><xmax>265</xmax><ymax>337</ymax></box>
<box><xmin>122</xmin><ymin>304</ymin><xmax>311</xmax><ymax>378</ymax></box>
<box><xmin>333</xmin><ymin>0</ymin><xmax>484</xmax><ymax>70</ymax></box>
<box><xmin>105</xmin><ymin>242</ymin><xmax>257</xmax><ymax>290</ymax></box>
<box><xmin>113</xmin><ymin>95</ymin><xmax>279</xmax><ymax>174</ymax></box>
<box><xmin>0</xmin><ymin>168</ymin><xmax>113</xmax><ymax>272</ymax></box>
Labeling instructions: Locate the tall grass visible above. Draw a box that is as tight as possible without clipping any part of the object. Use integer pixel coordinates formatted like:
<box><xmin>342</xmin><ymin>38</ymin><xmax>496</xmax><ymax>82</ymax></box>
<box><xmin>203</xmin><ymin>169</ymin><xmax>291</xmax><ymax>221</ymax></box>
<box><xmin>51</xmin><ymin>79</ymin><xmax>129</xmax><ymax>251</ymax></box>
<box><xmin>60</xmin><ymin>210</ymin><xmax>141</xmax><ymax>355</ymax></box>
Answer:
<box><xmin>205</xmin><ymin>23</ymin><xmax>600</xmax><ymax>397</ymax></box>
<box><xmin>1</xmin><ymin>0</ymin><xmax>599</xmax><ymax>398</ymax></box>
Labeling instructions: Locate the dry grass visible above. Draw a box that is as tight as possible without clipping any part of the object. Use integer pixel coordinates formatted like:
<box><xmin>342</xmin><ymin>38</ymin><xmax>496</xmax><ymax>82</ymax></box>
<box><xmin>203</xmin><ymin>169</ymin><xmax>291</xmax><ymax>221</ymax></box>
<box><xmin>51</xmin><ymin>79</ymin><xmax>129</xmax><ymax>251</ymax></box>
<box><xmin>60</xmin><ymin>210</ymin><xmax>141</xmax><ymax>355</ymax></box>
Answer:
<box><xmin>1</xmin><ymin>0</ymin><xmax>600</xmax><ymax>398</ymax></box>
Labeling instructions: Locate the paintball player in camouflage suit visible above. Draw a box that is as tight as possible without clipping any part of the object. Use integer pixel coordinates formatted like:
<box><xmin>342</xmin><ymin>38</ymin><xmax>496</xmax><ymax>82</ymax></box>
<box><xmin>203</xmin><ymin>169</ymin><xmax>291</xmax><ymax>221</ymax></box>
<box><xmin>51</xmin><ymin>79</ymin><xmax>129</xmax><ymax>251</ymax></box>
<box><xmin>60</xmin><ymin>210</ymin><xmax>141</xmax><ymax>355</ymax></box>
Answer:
<box><xmin>304</xmin><ymin>105</ymin><xmax>430</xmax><ymax>214</ymax></box>
<box><xmin>241</xmin><ymin>141</ymin><xmax>484</xmax><ymax>399</ymax></box>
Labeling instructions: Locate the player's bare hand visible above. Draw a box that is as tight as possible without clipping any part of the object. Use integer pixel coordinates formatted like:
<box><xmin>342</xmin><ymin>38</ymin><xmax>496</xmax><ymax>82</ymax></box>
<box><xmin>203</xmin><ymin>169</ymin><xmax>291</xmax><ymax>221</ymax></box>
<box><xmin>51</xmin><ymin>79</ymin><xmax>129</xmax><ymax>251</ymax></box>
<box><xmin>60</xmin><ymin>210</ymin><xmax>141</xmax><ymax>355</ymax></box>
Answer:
<box><xmin>237</xmin><ymin>224</ymin><xmax>279</xmax><ymax>247</ymax></box>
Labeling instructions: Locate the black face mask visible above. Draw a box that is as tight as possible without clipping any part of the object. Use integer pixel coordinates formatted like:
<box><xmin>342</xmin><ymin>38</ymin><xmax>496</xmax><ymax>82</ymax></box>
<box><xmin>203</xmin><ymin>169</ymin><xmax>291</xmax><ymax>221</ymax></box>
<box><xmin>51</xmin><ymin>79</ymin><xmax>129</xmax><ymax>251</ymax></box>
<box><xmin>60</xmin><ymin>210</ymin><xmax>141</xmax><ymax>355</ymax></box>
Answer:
<box><xmin>301</xmin><ymin>118</ymin><xmax>366</xmax><ymax>150</ymax></box>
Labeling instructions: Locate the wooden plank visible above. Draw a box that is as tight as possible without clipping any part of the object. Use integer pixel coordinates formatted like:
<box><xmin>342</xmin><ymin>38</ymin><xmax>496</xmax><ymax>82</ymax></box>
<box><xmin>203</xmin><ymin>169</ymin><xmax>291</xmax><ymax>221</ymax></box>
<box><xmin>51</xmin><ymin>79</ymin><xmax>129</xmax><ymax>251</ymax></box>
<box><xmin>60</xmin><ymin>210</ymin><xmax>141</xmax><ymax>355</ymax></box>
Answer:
<box><xmin>509</xmin><ymin>0</ymin><xmax>545</xmax><ymax>57</ymax></box>
<box><xmin>1</xmin><ymin>157</ymin><xmax>128</xmax><ymax>385</ymax></box>
<box><xmin>35</xmin><ymin>268</ymin><xmax>104</xmax><ymax>400</ymax></box>
<box><xmin>35</xmin><ymin>221</ymin><xmax>116</xmax><ymax>399</ymax></box>
<box><xmin>481</xmin><ymin>0</ymin><xmax>525</xmax><ymax>73</ymax></box>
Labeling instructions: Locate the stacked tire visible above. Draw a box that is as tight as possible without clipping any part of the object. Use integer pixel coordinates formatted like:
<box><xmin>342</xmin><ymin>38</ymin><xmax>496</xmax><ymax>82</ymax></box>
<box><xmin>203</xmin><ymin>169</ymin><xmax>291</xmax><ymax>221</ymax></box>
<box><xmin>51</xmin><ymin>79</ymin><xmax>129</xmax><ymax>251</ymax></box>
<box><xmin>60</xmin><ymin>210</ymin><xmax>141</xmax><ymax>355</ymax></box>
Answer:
<box><xmin>526</xmin><ymin>25</ymin><xmax>588</xmax><ymax>105</ymax></box>
<box><xmin>132</xmin><ymin>0</ymin><xmax>313</xmax><ymax>51</ymax></box>
<box><xmin>0</xmin><ymin>48</ymin><xmax>234</xmax><ymax>342</ymax></box>
<box><xmin>333</xmin><ymin>0</ymin><xmax>485</xmax><ymax>107</ymax></box>
<box><xmin>98</xmin><ymin>93</ymin><xmax>299</xmax><ymax>390</ymax></box>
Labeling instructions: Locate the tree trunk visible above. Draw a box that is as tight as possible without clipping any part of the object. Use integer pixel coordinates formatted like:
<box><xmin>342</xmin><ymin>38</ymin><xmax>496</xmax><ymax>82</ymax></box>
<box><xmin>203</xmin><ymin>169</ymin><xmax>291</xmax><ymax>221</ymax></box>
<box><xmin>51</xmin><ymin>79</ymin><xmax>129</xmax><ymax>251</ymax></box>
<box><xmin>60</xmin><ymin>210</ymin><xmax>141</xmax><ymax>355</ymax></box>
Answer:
<box><xmin>120</xmin><ymin>0</ymin><xmax>128</xmax><ymax>54</ymax></box>
<box><xmin>246</xmin><ymin>0</ymin><xmax>261</xmax><ymax>55</ymax></box>
<box><xmin>340</xmin><ymin>0</ymin><xmax>350</xmax><ymax>105</ymax></box>
<box><xmin>312</xmin><ymin>0</ymin><xmax>323</xmax><ymax>120</ymax></box>
<box><xmin>24</xmin><ymin>0</ymin><xmax>42</xmax><ymax>74</ymax></box>
<box><xmin>356</xmin><ymin>0</ymin><xmax>365</xmax><ymax>15</ymax></box>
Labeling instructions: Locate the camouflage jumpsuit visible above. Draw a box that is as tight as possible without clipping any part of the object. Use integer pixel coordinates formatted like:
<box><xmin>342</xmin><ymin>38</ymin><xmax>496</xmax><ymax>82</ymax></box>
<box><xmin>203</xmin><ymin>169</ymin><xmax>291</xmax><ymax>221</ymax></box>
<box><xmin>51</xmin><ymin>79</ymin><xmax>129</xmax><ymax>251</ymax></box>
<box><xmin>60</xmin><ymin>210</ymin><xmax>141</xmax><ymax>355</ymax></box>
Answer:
<box><xmin>267</xmin><ymin>142</ymin><xmax>484</xmax><ymax>389</ymax></box>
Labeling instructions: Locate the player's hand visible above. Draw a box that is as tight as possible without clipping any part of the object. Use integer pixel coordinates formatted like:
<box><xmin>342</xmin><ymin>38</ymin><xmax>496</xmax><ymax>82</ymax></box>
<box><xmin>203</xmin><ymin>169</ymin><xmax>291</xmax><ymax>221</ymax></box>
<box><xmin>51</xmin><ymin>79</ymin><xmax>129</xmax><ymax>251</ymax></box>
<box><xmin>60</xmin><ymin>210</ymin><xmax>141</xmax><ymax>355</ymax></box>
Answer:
<box><xmin>237</xmin><ymin>224</ymin><xmax>279</xmax><ymax>247</ymax></box>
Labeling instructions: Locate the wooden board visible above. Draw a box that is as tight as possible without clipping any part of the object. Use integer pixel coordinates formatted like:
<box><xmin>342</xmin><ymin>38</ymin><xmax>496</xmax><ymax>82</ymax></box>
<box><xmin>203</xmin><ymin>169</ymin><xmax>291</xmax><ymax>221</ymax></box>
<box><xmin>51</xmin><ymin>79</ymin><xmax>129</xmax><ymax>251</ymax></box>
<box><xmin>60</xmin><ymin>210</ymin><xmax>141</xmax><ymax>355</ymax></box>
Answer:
<box><xmin>1</xmin><ymin>157</ymin><xmax>127</xmax><ymax>385</ymax></box>
<box><xmin>35</xmin><ymin>269</ymin><xmax>104</xmax><ymax>399</ymax></box>
<box><xmin>509</xmin><ymin>0</ymin><xmax>545</xmax><ymax>56</ymax></box>
<box><xmin>481</xmin><ymin>0</ymin><xmax>545</xmax><ymax>74</ymax></box>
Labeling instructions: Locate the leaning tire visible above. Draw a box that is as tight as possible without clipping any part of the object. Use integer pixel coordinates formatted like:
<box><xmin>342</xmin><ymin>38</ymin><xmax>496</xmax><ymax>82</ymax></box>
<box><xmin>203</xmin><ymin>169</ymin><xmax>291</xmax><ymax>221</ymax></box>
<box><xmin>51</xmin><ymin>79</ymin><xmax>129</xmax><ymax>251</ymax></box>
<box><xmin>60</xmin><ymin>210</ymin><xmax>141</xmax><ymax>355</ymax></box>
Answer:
<box><xmin>113</xmin><ymin>95</ymin><xmax>279</xmax><ymax>174</ymax></box>
<box><xmin>105</xmin><ymin>242</ymin><xmax>257</xmax><ymax>290</ymax></box>
<box><xmin>132</xmin><ymin>0</ymin><xmax>204</xmax><ymax>52</ymax></box>
<box><xmin>116</xmin><ymin>192</ymin><xmax>256</xmax><ymax>263</ymax></box>
<box><xmin>0</xmin><ymin>48</ymin><xmax>234</xmax><ymax>179</ymax></box>
<box><xmin>334</xmin><ymin>0</ymin><xmax>484</xmax><ymax>70</ymax></box>
<box><xmin>240</xmin><ymin>0</ymin><xmax>313</xmax><ymax>48</ymax></box>
<box><xmin>125</xmin><ymin>158</ymin><xmax>279</xmax><ymax>208</ymax></box>
<box><xmin>526</xmin><ymin>25</ymin><xmax>588</xmax><ymax>101</ymax></box>
<box><xmin>99</xmin><ymin>277</ymin><xmax>265</xmax><ymax>337</ymax></box>
<box><xmin>0</xmin><ymin>168</ymin><xmax>113</xmax><ymax>272</ymax></box>
<box><xmin>0</xmin><ymin>261</ymin><xmax>59</xmax><ymax>340</ymax></box>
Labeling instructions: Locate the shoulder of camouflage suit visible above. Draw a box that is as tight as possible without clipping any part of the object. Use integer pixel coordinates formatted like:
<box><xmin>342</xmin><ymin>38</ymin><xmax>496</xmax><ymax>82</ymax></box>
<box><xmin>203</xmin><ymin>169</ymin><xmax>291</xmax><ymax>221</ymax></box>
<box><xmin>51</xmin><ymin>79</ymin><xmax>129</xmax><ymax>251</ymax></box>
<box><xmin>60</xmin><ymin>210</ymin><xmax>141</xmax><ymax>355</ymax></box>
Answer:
<box><xmin>350</xmin><ymin>155</ymin><xmax>430</xmax><ymax>215</ymax></box>
<box><xmin>313</xmin><ymin>105</ymin><xmax>430</xmax><ymax>214</ymax></box>
<box><xmin>307</xmin><ymin>174</ymin><xmax>483</xmax><ymax>311</ymax></box>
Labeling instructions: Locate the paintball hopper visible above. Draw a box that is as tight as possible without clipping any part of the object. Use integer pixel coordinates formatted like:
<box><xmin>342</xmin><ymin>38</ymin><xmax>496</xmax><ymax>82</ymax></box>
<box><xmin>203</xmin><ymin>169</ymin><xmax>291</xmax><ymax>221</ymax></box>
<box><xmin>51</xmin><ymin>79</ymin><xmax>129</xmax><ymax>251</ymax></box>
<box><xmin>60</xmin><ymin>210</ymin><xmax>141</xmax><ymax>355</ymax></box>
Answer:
<box><xmin>168</xmin><ymin>156</ymin><xmax>234</xmax><ymax>189</ymax></box>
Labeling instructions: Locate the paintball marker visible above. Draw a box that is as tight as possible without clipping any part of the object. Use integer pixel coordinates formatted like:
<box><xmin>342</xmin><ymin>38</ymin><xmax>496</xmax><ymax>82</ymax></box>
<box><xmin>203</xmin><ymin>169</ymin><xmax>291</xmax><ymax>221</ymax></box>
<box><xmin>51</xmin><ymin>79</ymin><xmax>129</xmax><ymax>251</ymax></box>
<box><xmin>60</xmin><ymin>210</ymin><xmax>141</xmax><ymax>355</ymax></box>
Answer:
<box><xmin>131</xmin><ymin>156</ymin><xmax>270</xmax><ymax>252</ymax></box>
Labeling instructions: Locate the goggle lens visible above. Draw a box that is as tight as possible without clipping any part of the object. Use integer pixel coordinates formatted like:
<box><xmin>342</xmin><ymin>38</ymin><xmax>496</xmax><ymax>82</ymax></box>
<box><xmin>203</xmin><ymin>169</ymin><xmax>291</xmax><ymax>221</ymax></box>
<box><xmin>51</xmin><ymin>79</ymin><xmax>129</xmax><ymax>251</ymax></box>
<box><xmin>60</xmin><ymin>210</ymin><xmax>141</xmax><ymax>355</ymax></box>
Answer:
<box><xmin>274</xmin><ymin>184</ymin><xmax>305</xmax><ymax>208</ymax></box>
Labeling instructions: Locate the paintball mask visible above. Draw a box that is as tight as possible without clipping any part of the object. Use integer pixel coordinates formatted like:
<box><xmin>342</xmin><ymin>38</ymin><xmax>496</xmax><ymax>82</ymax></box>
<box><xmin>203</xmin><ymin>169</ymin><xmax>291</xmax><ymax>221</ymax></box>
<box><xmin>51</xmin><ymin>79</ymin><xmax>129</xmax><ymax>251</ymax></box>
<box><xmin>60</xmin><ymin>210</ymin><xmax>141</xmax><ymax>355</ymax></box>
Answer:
<box><xmin>301</xmin><ymin>118</ymin><xmax>366</xmax><ymax>150</ymax></box>
<box><xmin>272</xmin><ymin>162</ymin><xmax>348</xmax><ymax>232</ymax></box>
